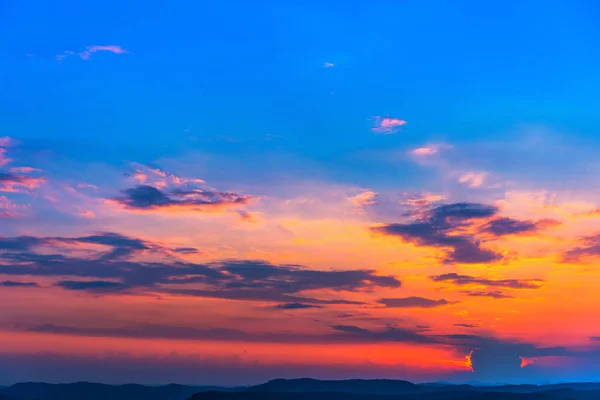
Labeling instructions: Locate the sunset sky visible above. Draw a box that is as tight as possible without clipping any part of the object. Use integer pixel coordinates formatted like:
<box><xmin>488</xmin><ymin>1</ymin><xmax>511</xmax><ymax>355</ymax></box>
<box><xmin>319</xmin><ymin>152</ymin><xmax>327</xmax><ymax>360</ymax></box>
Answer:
<box><xmin>2</xmin><ymin>0</ymin><xmax>600</xmax><ymax>386</ymax></box>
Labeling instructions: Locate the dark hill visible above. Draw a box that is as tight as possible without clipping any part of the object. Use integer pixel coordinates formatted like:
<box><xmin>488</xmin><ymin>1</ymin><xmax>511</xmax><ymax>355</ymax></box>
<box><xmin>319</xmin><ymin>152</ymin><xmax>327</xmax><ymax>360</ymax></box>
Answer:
<box><xmin>189</xmin><ymin>389</ymin><xmax>600</xmax><ymax>400</ymax></box>
<box><xmin>0</xmin><ymin>382</ymin><xmax>231</xmax><ymax>400</ymax></box>
<box><xmin>247</xmin><ymin>378</ymin><xmax>420</xmax><ymax>395</ymax></box>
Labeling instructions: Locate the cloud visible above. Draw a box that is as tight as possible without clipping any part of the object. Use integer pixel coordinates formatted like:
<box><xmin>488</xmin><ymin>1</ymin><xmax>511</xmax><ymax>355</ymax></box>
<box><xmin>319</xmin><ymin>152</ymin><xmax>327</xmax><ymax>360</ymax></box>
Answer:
<box><xmin>10</xmin><ymin>166</ymin><xmax>42</xmax><ymax>173</ymax></box>
<box><xmin>463</xmin><ymin>290</ymin><xmax>514</xmax><ymax>299</ymax></box>
<box><xmin>0</xmin><ymin>149</ymin><xmax>10</xmax><ymax>167</ymax></box>
<box><xmin>0</xmin><ymin>172</ymin><xmax>45</xmax><ymax>192</ymax></box>
<box><xmin>172</xmin><ymin>247</ymin><xmax>200</xmax><ymax>255</ymax></box>
<box><xmin>378</xmin><ymin>297</ymin><xmax>451</xmax><ymax>308</ymax></box>
<box><xmin>410</xmin><ymin>146</ymin><xmax>439</xmax><ymax>157</ymax></box>
<box><xmin>431</xmin><ymin>273</ymin><xmax>543</xmax><ymax>289</ymax></box>
<box><xmin>79</xmin><ymin>45</ymin><xmax>128</xmax><ymax>60</ymax></box>
<box><xmin>0</xmin><ymin>137</ymin><xmax>16</xmax><ymax>147</ymax></box>
<box><xmin>372</xmin><ymin>202</ymin><xmax>503</xmax><ymax>264</ymax></box>
<box><xmin>323</xmin><ymin>62</ymin><xmax>334</xmax><ymax>68</ymax></box>
<box><xmin>330</xmin><ymin>324</ymin><xmax>436</xmax><ymax>345</ymax></box>
<box><xmin>112</xmin><ymin>185</ymin><xmax>252</xmax><ymax>213</ymax></box>
<box><xmin>479</xmin><ymin>217</ymin><xmax>560</xmax><ymax>237</ymax></box>
<box><xmin>56</xmin><ymin>46</ymin><xmax>128</xmax><ymax>62</ymax></box>
<box><xmin>0</xmin><ymin>195</ymin><xmax>24</xmax><ymax>218</ymax></box>
<box><xmin>563</xmin><ymin>233</ymin><xmax>600</xmax><ymax>263</ymax></box>
<box><xmin>55</xmin><ymin>280</ymin><xmax>130</xmax><ymax>292</ymax></box>
<box><xmin>0</xmin><ymin>280</ymin><xmax>39</xmax><ymax>287</ymax></box>
<box><xmin>453</xmin><ymin>323</ymin><xmax>481</xmax><ymax>328</ymax></box>
<box><xmin>458</xmin><ymin>171</ymin><xmax>488</xmax><ymax>188</ymax></box>
<box><xmin>590</xmin><ymin>336</ymin><xmax>600</xmax><ymax>342</ymax></box>
<box><xmin>274</xmin><ymin>303</ymin><xmax>322</xmax><ymax>310</ymax></box>
<box><xmin>0</xmin><ymin>234</ymin><xmax>400</xmax><ymax>304</ymax></box>
<box><xmin>349</xmin><ymin>190</ymin><xmax>378</xmax><ymax>210</ymax></box>
<box><xmin>371</xmin><ymin>117</ymin><xmax>406</xmax><ymax>134</ymax></box>
<box><xmin>400</xmin><ymin>192</ymin><xmax>446</xmax><ymax>208</ymax></box>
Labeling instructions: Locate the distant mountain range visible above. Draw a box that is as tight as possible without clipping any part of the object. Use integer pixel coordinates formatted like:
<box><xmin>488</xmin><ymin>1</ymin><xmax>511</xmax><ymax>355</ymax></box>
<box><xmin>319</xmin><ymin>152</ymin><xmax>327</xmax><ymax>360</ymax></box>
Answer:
<box><xmin>1</xmin><ymin>378</ymin><xmax>600</xmax><ymax>400</ymax></box>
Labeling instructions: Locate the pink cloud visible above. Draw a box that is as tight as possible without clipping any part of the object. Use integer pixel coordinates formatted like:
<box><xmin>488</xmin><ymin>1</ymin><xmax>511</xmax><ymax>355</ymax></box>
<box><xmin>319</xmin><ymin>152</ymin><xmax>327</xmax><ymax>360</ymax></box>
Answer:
<box><xmin>79</xmin><ymin>45</ymin><xmax>128</xmax><ymax>60</ymax></box>
<box><xmin>0</xmin><ymin>195</ymin><xmax>27</xmax><ymax>218</ymax></box>
<box><xmin>10</xmin><ymin>167</ymin><xmax>42</xmax><ymax>174</ymax></box>
<box><xmin>78</xmin><ymin>210</ymin><xmax>97</xmax><ymax>219</ymax></box>
<box><xmin>402</xmin><ymin>192</ymin><xmax>447</xmax><ymax>207</ymax></box>
<box><xmin>0</xmin><ymin>137</ymin><xmax>16</xmax><ymax>147</ymax></box>
<box><xmin>459</xmin><ymin>171</ymin><xmax>488</xmax><ymax>188</ymax></box>
<box><xmin>371</xmin><ymin>116</ymin><xmax>407</xmax><ymax>134</ymax></box>
<box><xmin>0</xmin><ymin>173</ymin><xmax>45</xmax><ymax>193</ymax></box>
<box><xmin>410</xmin><ymin>146</ymin><xmax>438</xmax><ymax>156</ymax></box>
<box><xmin>349</xmin><ymin>190</ymin><xmax>378</xmax><ymax>209</ymax></box>
<box><xmin>0</xmin><ymin>149</ymin><xmax>10</xmax><ymax>167</ymax></box>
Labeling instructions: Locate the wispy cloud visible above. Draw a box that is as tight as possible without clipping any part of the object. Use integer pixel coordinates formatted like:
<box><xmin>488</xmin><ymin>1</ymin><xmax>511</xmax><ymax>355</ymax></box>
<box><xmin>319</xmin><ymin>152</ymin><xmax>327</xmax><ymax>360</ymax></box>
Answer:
<box><xmin>57</xmin><ymin>45</ymin><xmax>128</xmax><ymax>61</ymax></box>
<box><xmin>0</xmin><ymin>149</ymin><xmax>10</xmax><ymax>167</ymax></box>
<box><xmin>79</xmin><ymin>45</ymin><xmax>128</xmax><ymax>60</ymax></box>
<box><xmin>410</xmin><ymin>146</ymin><xmax>438</xmax><ymax>156</ymax></box>
<box><xmin>10</xmin><ymin>167</ymin><xmax>42</xmax><ymax>174</ymax></box>
<box><xmin>378</xmin><ymin>297</ymin><xmax>451</xmax><ymax>308</ymax></box>
<box><xmin>371</xmin><ymin>116</ymin><xmax>407</xmax><ymax>134</ymax></box>
<box><xmin>0</xmin><ymin>137</ymin><xmax>16</xmax><ymax>147</ymax></box>
<box><xmin>323</xmin><ymin>62</ymin><xmax>335</xmax><ymax>68</ymax></box>
<box><xmin>349</xmin><ymin>189</ymin><xmax>378</xmax><ymax>211</ymax></box>
<box><xmin>458</xmin><ymin>171</ymin><xmax>488</xmax><ymax>188</ymax></box>
<box><xmin>431</xmin><ymin>273</ymin><xmax>543</xmax><ymax>289</ymax></box>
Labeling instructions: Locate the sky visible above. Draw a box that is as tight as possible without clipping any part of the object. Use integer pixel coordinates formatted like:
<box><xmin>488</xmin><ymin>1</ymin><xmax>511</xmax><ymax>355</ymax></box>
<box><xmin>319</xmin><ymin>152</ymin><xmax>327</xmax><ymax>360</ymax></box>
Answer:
<box><xmin>1</xmin><ymin>0</ymin><xmax>600</xmax><ymax>386</ymax></box>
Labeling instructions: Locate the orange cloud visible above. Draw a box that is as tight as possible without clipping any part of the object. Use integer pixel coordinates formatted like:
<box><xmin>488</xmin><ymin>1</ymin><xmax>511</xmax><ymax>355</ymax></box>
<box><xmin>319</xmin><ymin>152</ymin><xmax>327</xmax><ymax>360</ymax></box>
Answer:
<box><xmin>349</xmin><ymin>190</ymin><xmax>378</xmax><ymax>210</ymax></box>
<box><xmin>520</xmin><ymin>356</ymin><xmax>536</xmax><ymax>368</ymax></box>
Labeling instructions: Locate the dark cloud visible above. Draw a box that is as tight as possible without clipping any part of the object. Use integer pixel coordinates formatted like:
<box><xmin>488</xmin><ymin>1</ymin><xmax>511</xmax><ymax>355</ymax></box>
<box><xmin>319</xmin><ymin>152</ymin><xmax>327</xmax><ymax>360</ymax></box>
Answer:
<box><xmin>378</xmin><ymin>297</ymin><xmax>450</xmax><ymax>308</ymax></box>
<box><xmin>428</xmin><ymin>203</ymin><xmax>498</xmax><ymax>224</ymax></box>
<box><xmin>173</xmin><ymin>247</ymin><xmax>199</xmax><ymax>255</ymax></box>
<box><xmin>55</xmin><ymin>280</ymin><xmax>131</xmax><ymax>292</ymax></box>
<box><xmin>275</xmin><ymin>303</ymin><xmax>322</xmax><ymax>310</ymax></box>
<box><xmin>563</xmin><ymin>233</ymin><xmax>600</xmax><ymax>262</ymax></box>
<box><xmin>0</xmin><ymin>232</ymin><xmax>198</xmax><ymax>261</ymax></box>
<box><xmin>113</xmin><ymin>185</ymin><xmax>251</xmax><ymax>212</ymax></box>
<box><xmin>463</xmin><ymin>290</ymin><xmax>514</xmax><ymax>299</ymax></box>
<box><xmin>62</xmin><ymin>233</ymin><xmax>155</xmax><ymax>260</ymax></box>
<box><xmin>0</xmin><ymin>280</ymin><xmax>39</xmax><ymax>287</ymax></box>
<box><xmin>24</xmin><ymin>322</ymin><xmax>431</xmax><ymax>346</ymax></box>
<box><xmin>0</xmin><ymin>236</ymin><xmax>46</xmax><ymax>251</ymax></box>
<box><xmin>431</xmin><ymin>273</ymin><xmax>543</xmax><ymax>289</ymax></box>
<box><xmin>372</xmin><ymin>202</ymin><xmax>502</xmax><ymax>264</ymax></box>
<box><xmin>27</xmin><ymin>324</ymin><xmax>314</xmax><ymax>343</ymax></box>
<box><xmin>0</xmin><ymin>234</ymin><xmax>400</xmax><ymax>305</ymax></box>
<box><xmin>330</xmin><ymin>325</ymin><xmax>437</xmax><ymax>344</ymax></box>
<box><xmin>480</xmin><ymin>217</ymin><xmax>538</xmax><ymax>236</ymax></box>
<box><xmin>590</xmin><ymin>336</ymin><xmax>600</xmax><ymax>342</ymax></box>
<box><xmin>480</xmin><ymin>217</ymin><xmax>560</xmax><ymax>237</ymax></box>
<box><xmin>453</xmin><ymin>323</ymin><xmax>480</xmax><ymax>328</ymax></box>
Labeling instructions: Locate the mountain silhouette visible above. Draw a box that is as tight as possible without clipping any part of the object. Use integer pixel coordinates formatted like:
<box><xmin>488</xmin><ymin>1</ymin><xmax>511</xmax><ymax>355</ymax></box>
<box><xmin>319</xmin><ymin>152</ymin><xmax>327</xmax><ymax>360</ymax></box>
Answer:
<box><xmin>0</xmin><ymin>382</ymin><xmax>232</xmax><ymax>400</ymax></box>
<box><xmin>2</xmin><ymin>379</ymin><xmax>600</xmax><ymax>400</ymax></box>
